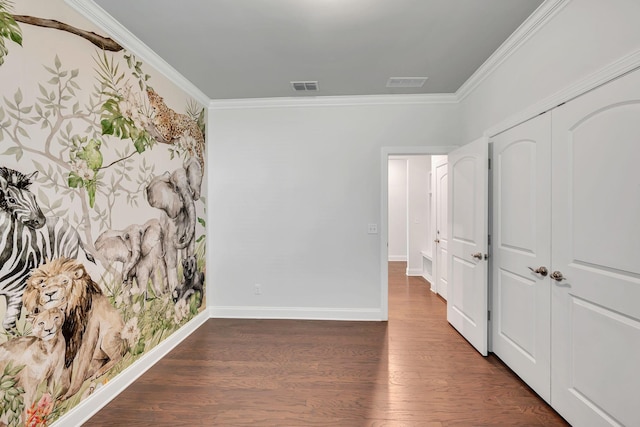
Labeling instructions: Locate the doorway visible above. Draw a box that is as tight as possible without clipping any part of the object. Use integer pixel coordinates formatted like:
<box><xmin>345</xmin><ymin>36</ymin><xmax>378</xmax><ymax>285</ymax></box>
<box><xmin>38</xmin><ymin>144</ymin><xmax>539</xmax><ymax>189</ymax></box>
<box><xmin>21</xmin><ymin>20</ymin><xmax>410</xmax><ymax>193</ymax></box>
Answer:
<box><xmin>387</xmin><ymin>155</ymin><xmax>431</xmax><ymax>277</ymax></box>
<box><xmin>380</xmin><ymin>146</ymin><xmax>453</xmax><ymax>320</ymax></box>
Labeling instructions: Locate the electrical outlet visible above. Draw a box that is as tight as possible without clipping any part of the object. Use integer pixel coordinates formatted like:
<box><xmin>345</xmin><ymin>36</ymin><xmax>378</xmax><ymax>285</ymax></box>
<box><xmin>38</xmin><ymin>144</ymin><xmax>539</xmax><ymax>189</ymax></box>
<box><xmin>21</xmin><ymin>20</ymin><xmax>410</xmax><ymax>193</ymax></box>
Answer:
<box><xmin>368</xmin><ymin>223</ymin><xmax>378</xmax><ymax>234</ymax></box>
<box><xmin>254</xmin><ymin>284</ymin><xmax>262</xmax><ymax>295</ymax></box>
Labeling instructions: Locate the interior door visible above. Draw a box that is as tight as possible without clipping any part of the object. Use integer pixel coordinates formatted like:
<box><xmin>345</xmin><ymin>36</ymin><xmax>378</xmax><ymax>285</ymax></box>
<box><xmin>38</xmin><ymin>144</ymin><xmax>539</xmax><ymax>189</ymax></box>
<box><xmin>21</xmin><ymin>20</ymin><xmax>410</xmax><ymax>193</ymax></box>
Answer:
<box><xmin>447</xmin><ymin>137</ymin><xmax>489</xmax><ymax>356</ymax></box>
<box><xmin>491</xmin><ymin>112</ymin><xmax>552</xmax><ymax>402</ymax></box>
<box><xmin>433</xmin><ymin>158</ymin><xmax>448</xmax><ymax>299</ymax></box>
<box><xmin>551</xmin><ymin>69</ymin><xmax>640</xmax><ymax>427</ymax></box>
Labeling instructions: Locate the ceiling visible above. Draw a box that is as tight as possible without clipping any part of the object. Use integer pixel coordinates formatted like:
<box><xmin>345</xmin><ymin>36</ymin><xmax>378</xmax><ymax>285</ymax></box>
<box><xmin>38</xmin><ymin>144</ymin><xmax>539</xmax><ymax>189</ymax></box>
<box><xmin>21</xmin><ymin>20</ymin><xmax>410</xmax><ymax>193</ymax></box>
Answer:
<box><xmin>92</xmin><ymin>0</ymin><xmax>544</xmax><ymax>100</ymax></box>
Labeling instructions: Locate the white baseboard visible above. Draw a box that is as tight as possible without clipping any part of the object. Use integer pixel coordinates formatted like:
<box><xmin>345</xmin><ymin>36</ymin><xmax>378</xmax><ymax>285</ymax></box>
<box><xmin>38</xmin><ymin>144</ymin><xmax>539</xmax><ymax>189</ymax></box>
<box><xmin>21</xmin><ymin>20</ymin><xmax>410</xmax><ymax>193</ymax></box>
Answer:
<box><xmin>388</xmin><ymin>255</ymin><xmax>407</xmax><ymax>262</ymax></box>
<box><xmin>52</xmin><ymin>309</ymin><xmax>210</xmax><ymax>427</ymax></box>
<box><xmin>406</xmin><ymin>268</ymin><xmax>424</xmax><ymax>276</ymax></box>
<box><xmin>422</xmin><ymin>273</ymin><xmax>433</xmax><ymax>284</ymax></box>
<box><xmin>210</xmin><ymin>306</ymin><xmax>384</xmax><ymax>321</ymax></box>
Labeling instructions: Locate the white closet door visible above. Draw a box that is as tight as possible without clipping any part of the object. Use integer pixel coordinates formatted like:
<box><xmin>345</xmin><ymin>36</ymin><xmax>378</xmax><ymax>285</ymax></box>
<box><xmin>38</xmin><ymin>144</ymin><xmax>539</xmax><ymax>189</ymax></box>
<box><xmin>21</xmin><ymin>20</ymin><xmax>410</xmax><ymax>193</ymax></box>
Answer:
<box><xmin>551</xmin><ymin>69</ymin><xmax>640</xmax><ymax>427</ymax></box>
<box><xmin>447</xmin><ymin>137</ymin><xmax>489</xmax><ymax>356</ymax></box>
<box><xmin>491</xmin><ymin>112</ymin><xmax>552</xmax><ymax>402</ymax></box>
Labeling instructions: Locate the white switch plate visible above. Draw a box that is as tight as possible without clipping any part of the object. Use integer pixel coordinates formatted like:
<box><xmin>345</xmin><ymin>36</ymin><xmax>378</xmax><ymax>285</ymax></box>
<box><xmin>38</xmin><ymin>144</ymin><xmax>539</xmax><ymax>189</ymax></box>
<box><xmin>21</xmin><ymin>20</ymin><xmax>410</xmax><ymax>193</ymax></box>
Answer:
<box><xmin>368</xmin><ymin>223</ymin><xmax>378</xmax><ymax>234</ymax></box>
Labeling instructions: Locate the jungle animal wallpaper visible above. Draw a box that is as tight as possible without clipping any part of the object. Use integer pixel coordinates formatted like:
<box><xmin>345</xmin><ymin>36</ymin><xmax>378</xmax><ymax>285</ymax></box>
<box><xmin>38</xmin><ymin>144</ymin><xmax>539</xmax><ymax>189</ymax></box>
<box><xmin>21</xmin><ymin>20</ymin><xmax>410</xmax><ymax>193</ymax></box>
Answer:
<box><xmin>0</xmin><ymin>1</ymin><xmax>207</xmax><ymax>425</ymax></box>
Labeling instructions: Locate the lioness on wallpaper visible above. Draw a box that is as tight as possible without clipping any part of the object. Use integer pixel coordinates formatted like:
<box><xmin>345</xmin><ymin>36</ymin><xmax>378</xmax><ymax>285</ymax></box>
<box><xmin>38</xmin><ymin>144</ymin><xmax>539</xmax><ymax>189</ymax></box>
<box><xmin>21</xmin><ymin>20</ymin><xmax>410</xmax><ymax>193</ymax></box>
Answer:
<box><xmin>0</xmin><ymin>1</ymin><xmax>207</xmax><ymax>425</ymax></box>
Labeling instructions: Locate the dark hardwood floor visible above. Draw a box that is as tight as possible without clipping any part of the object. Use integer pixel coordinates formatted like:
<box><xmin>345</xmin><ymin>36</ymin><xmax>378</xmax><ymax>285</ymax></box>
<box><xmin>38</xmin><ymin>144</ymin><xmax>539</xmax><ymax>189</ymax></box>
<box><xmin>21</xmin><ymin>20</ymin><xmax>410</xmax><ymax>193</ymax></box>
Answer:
<box><xmin>84</xmin><ymin>262</ymin><xmax>568</xmax><ymax>426</ymax></box>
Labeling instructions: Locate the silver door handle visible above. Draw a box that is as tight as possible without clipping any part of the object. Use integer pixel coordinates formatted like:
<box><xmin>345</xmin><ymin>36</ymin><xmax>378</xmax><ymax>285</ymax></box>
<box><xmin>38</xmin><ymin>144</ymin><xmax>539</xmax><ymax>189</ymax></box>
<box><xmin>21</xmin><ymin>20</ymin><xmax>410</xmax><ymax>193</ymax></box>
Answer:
<box><xmin>528</xmin><ymin>266</ymin><xmax>548</xmax><ymax>277</ymax></box>
<box><xmin>472</xmin><ymin>252</ymin><xmax>483</xmax><ymax>260</ymax></box>
<box><xmin>550</xmin><ymin>271</ymin><xmax>565</xmax><ymax>281</ymax></box>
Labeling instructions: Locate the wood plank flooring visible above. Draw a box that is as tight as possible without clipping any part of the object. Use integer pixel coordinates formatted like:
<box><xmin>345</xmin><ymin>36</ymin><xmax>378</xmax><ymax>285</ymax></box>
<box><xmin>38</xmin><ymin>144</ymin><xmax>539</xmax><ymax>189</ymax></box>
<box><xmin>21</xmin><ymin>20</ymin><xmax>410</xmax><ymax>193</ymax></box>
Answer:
<box><xmin>84</xmin><ymin>262</ymin><xmax>569</xmax><ymax>426</ymax></box>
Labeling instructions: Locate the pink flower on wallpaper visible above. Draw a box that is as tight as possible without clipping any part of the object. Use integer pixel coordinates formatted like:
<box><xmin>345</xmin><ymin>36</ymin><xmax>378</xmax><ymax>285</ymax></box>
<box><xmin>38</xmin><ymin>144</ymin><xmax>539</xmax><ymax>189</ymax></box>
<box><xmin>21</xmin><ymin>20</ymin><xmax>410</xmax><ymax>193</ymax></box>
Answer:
<box><xmin>25</xmin><ymin>393</ymin><xmax>54</xmax><ymax>427</ymax></box>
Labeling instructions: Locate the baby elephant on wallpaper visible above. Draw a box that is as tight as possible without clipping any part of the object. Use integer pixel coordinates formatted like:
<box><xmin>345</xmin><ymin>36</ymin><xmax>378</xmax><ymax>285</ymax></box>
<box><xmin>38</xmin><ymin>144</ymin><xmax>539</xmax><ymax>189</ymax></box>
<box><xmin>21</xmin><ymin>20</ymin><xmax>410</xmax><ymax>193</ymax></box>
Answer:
<box><xmin>146</xmin><ymin>156</ymin><xmax>202</xmax><ymax>292</ymax></box>
<box><xmin>94</xmin><ymin>218</ymin><xmax>168</xmax><ymax>298</ymax></box>
<box><xmin>173</xmin><ymin>255</ymin><xmax>204</xmax><ymax>307</ymax></box>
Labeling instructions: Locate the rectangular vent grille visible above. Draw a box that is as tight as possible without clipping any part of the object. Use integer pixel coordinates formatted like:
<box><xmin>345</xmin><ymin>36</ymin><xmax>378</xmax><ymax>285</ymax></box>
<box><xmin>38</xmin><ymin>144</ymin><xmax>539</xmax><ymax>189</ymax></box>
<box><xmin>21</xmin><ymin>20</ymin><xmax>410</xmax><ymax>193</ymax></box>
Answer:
<box><xmin>386</xmin><ymin>77</ymin><xmax>428</xmax><ymax>88</ymax></box>
<box><xmin>291</xmin><ymin>81</ymin><xmax>319</xmax><ymax>91</ymax></box>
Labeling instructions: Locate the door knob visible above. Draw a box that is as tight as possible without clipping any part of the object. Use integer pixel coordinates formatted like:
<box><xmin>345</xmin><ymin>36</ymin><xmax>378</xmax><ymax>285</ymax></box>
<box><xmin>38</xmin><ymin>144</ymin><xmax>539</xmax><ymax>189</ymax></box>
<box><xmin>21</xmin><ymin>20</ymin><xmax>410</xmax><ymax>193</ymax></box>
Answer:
<box><xmin>550</xmin><ymin>271</ymin><xmax>565</xmax><ymax>281</ymax></box>
<box><xmin>434</xmin><ymin>239</ymin><xmax>440</xmax><ymax>243</ymax></box>
<box><xmin>528</xmin><ymin>266</ymin><xmax>548</xmax><ymax>277</ymax></box>
<box><xmin>471</xmin><ymin>252</ymin><xmax>483</xmax><ymax>260</ymax></box>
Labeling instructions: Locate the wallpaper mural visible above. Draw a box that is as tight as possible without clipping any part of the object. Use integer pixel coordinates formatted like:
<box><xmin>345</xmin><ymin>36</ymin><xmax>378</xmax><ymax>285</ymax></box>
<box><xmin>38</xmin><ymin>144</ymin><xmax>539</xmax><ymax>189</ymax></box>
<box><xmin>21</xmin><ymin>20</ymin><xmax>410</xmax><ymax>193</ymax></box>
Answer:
<box><xmin>0</xmin><ymin>1</ymin><xmax>207</xmax><ymax>425</ymax></box>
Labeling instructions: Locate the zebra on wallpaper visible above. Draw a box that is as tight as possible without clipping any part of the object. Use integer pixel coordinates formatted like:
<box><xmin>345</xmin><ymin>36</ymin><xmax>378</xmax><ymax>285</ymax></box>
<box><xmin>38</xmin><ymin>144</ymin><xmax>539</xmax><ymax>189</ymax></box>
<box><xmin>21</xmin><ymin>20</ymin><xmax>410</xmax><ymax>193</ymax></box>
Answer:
<box><xmin>0</xmin><ymin>166</ymin><xmax>95</xmax><ymax>331</ymax></box>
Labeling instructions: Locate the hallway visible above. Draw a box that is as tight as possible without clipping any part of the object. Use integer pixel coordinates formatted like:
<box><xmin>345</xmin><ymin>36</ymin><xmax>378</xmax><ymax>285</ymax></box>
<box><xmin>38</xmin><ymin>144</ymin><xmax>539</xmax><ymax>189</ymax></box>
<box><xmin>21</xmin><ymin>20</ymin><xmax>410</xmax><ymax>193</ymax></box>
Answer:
<box><xmin>84</xmin><ymin>262</ymin><xmax>568</xmax><ymax>426</ymax></box>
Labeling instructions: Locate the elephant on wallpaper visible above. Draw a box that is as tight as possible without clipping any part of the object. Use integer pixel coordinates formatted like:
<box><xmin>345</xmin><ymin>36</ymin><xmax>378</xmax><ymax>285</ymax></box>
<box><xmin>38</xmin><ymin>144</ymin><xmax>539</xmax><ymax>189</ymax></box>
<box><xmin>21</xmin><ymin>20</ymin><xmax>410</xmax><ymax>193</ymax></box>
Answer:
<box><xmin>94</xmin><ymin>218</ymin><xmax>168</xmax><ymax>297</ymax></box>
<box><xmin>173</xmin><ymin>255</ymin><xmax>204</xmax><ymax>308</ymax></box>
<box><xmin>146</xmin><ymin>156</ymin><xmax>202</xmax><ymax>292</ymax></box>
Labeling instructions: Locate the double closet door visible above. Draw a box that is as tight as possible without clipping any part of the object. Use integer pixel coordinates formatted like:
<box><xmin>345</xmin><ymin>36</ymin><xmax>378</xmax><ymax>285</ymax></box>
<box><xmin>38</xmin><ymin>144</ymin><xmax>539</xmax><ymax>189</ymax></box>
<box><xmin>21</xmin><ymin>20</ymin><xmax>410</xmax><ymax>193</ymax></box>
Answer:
<box><xmin>491</xmin><ymin>68</ymin><xmax>640</xmax><ymax>427</ymax></box>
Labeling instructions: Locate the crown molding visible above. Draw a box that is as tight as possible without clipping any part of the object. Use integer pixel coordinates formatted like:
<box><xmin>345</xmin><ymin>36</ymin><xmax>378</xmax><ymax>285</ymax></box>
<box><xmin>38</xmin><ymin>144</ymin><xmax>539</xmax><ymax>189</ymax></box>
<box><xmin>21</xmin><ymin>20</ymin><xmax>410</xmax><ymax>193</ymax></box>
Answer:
<box><xmin>485</xmin><ymin>48</ymin><xmax>640</xmax><ymax>137</ymax></box>
<box><xmin>64</xmin><ymin>0</ymin><xmax>210</xmax><ymax>106</ymax></box>
<box><xmin>65</xmin><ymin>0</ymin><xmax>570</xmax><ymax>112</ymax></box>
<box><xmin>209</xmin><ymin>93</ymin><xmax>458</xmax><ymax>110</ymax></box>
<box><xmin>456</xmin><ymin>0</ymin><xmax>571</xmax><ymax>102</ymax></box>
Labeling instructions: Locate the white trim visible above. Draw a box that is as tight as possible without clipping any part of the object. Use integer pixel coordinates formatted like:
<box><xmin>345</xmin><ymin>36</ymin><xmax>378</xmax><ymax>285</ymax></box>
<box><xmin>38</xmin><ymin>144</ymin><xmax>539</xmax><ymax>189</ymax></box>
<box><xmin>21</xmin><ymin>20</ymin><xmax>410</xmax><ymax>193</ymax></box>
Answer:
<box><xmin>52</xmin><ymin>309</ymin><xmax>210</xmax><ymax>427</ymax></box>
<box><xmin>406</xmin><ymin>268</ymin><xmax>424</xmax><ymax>277</ymax></box>
<box><xmin>64</xmin><ymin>0</ymin><xmax>210</xmax><ymax>106</ymax></box>
<box><xmin>485</xmin><ymin>48</ymin><xmax>640</xmax><ymax>137</ymax></box>
<box><xmin>381</xmin><ymin>146</ymin><xmax>455</xmax><ymax>321</ymax></box>
<box><xmin>209</xmin><ymin>93</ymin><xmax>458</xmax><ymax>110</ymax></box>
<box><xmin>209</xmin><ymin>306</ymin><xmax>384</xmax><ymax>321</ymax></box>
<box><xmin>422</xmin><ymin>272</ymin><xmax>433</xmax><ymax>284</ymax></box>
<box><xmin>456</xmin><ymin>0</ymin><xmax>570</xmax><ymax>102</ymax></box>
<box><xmin>382</xmin><ymin>147</ymin><xmax>453</xmax><ymax>156</ymax></box>
<box><xmin>388</xmin><ymin>255</ymin><xmax>407</xmax><ymax>262</ymax></box>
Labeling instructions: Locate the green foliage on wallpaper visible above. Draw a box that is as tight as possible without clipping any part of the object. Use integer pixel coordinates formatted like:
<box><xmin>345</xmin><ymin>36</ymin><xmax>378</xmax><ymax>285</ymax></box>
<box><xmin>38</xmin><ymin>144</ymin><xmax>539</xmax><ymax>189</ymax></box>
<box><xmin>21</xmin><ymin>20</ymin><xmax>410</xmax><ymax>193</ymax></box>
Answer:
<box><xmin>67</xmin><ymin>137</ymin><xmax>103</xmax><ymax>207</ymax></box>
<box><xmin>0</xmin><ymin>362</ymin><xmax>25</xmax><ymax>427</ymax></box>
<box><xmin>96</xmin><ymin>51</ymin><xmax>155</xmax><ymax>155</ymax></box>
<box><xmin>0</xmin><ymin>53</ymin><xmax>155</xmax><ymax>221</ymax></box>
<box><xmin>0</xmin><ymin>1</ymin><xmax>22</xmax><ymax>66</ymax></box>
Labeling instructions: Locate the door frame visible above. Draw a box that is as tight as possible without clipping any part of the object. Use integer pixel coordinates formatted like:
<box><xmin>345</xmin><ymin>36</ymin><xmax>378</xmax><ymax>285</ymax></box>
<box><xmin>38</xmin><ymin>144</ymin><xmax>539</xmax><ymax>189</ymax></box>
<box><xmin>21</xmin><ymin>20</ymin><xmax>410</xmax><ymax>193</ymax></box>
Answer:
<box><xmin>380</xmin><ymin>146</ymin><xmax>455</xmax><ymax>320</ymax></box>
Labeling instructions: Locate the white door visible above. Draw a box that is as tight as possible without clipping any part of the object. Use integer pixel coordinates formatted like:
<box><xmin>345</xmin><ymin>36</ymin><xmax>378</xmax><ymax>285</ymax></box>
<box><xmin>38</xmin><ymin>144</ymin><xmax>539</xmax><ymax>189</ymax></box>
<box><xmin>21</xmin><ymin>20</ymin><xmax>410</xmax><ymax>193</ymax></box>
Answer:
<box><xmin>551</xmin><ymin>70</ymin><xmax>640</xmax><ymax>427</ymax></box>
<box><xmin>433</xmin><ymin>157</ymin><xmax>448</xmax><ymax>299</ymax></box>
<box><xmin>447</xmin><ymin>137</ymin><xmax>489</xmax><ymax>356</ymax></box>
<box><xmin>491</xmin><ymin>112</ymin><xmax>552</xmax><ymax>402</ymax></box>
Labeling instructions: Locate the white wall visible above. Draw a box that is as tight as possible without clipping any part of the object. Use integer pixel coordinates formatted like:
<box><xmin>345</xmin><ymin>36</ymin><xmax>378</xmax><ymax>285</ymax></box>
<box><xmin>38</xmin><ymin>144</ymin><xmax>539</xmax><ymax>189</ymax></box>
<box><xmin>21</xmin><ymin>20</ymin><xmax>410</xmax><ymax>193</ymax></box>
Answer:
<box><xmin>406</xmin><ymin>156</ymin><xmax>430</xmax><ymax>275</ymax></box>
<box><xmin>460</xmin><ymin>0</ymin><xmax>640</xmax><ymax>140</ymax></box>
<box><xmin>206</xmin><ymin>0</ymin><xmax>640</xmax><ymax>321</ymax></box>
<box><xmin>388</xmin><ymin>158</ymin><xmax>408</xmax><ymax>261</ymax></box>
<box><xmin>208</xmin><ymin>99</ymin><xmax>460</xmax><ymax>319</ymax></box>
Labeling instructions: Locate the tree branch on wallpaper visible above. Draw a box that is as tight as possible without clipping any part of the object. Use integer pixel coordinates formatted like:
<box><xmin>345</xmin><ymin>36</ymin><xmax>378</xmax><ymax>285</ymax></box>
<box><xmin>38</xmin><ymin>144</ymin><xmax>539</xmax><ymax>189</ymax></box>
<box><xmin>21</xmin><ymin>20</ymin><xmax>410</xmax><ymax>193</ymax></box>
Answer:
<box><xmin>0</xmin><ymin>1</ymin><xmax>23</xmax><ymax>65</ymax></box>
<box><xmin>12</xmin><ymin>15</ymin><xmax>123</xmax><ymax>52</ymax></box>
<box><xmin>0</xmin><ymin>55</ymin><xmax>152</xmax><ymax>271</ymax></box>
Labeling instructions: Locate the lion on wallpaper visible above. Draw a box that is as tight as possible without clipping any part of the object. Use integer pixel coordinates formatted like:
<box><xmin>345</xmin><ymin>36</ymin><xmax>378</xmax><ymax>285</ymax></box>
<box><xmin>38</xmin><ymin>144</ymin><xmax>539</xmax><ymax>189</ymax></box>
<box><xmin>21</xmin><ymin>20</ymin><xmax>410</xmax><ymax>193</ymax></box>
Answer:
<box><xmin>0</xmin><ymin>307</ymin><xmax>65</xmax><ymax>424</ymax></box>
<box><xmin>23</xmin><ymin>257</ymin><xmax>127</xmax><ymax>399</ymax></box>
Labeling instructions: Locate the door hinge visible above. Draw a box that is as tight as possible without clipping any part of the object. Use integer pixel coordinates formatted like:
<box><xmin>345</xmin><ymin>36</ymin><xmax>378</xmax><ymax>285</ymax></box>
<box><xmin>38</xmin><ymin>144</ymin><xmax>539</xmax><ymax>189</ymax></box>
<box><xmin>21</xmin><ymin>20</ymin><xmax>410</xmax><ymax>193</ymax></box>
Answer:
<box><xmin>488</xmin><ymin>310</ymin><xmax>491</xmax><ymax>321</ymax></box>
<box><xmin>488</xmin><ymin>158</ymin><xmax>491</xmax><ymax>170</ymax></box>
<box><xmin>488</xmin><ymin>234</ymin><xmax>491</xmax><ymax>245</ymax></box>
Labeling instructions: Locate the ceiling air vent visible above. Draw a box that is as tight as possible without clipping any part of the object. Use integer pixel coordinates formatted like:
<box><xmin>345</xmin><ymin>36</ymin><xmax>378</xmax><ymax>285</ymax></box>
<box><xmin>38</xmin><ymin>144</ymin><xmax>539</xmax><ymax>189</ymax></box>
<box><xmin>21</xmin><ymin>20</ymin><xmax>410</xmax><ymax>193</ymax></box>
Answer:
<box><xmin>291</xmin><ymin>81</ymin><xmax>319</xmax><ymax>92</ymax></box>
<box><xmin>386</xmin><ymin>77</ymin><xmax>428</xmax><ymax>88</ymax></box>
